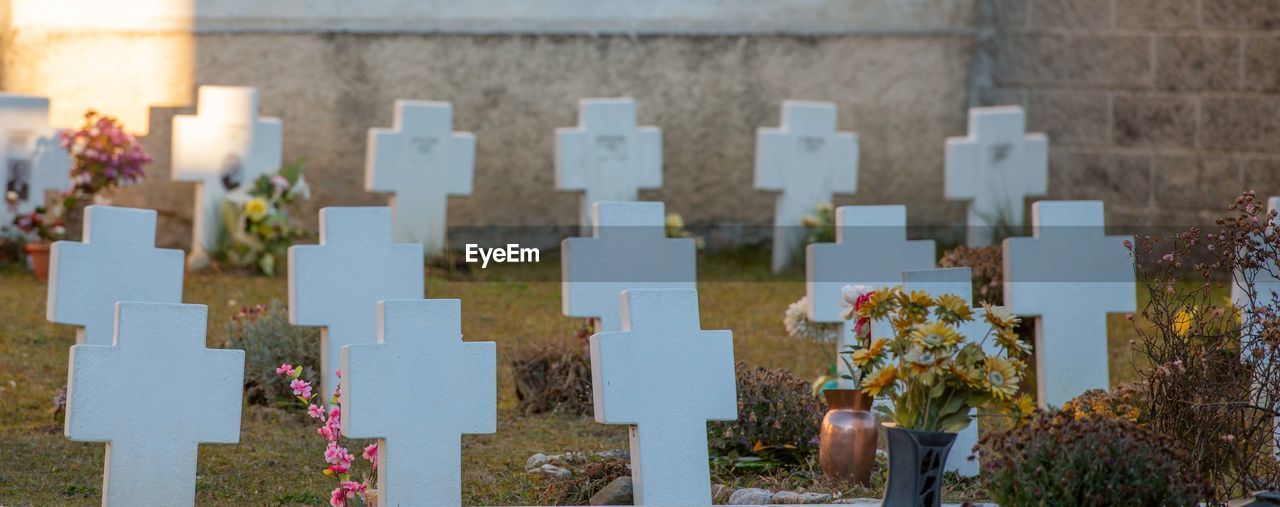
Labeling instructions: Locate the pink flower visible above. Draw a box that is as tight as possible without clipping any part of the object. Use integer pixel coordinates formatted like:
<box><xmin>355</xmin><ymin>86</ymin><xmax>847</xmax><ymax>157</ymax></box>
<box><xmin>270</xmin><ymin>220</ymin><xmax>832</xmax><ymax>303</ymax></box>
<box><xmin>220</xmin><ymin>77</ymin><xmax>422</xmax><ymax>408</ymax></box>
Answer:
<box><xmin>335</xmin><ymin>369</ymin><xmax>342</xmax><ymax>378</ymax></box>
<box><xmin>290</xmin><ymin>379</ymin><xmax>312</xmax><ymax>400</ymax></box>
<box><xmin>307</xmin><ymin>404</ymin><xmax>325</xmax><ymax>419</ymax></box>
<box><xmin>363</xmin><ymin>443</ymin><xmax>378</xmax><ymax>466</ymax></box>
<box><xmin>325</xmin><ymin>441</ymin><xmax>352</xmax><ymax>464</ymax></box>
<box><xmin>329</xmin><ymin>486</ymin><xmax>347</xmax><ymax>507</ymax></box>
<box><xmin>276</xmin><ymin>363</ymin><xmax>293</xmax><ymax>375</ymax></box>
<box><xmin>340</xmin><ymin>480</ymin><xmax>366</xmax><ymax>493</ymax></box>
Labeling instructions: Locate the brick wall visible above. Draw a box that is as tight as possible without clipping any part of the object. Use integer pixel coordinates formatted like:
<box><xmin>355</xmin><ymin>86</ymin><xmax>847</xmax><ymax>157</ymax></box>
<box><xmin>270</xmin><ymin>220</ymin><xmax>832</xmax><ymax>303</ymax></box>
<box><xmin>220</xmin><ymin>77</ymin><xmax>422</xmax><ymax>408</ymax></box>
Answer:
<box><xmin>986</xmin><ymin>0</ymin><xmax>1280</xmax><ymax>228</ymax></box>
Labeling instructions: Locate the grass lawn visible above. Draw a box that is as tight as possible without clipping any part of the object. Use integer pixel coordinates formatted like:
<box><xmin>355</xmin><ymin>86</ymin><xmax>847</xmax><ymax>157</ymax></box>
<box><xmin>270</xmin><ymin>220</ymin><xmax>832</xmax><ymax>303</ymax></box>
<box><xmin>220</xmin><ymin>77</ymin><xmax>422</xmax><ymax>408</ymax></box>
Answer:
<box><xmin>0</xmin><ymin>249</ymin><xmax>1143</xmax><ymax>505</ymax></box>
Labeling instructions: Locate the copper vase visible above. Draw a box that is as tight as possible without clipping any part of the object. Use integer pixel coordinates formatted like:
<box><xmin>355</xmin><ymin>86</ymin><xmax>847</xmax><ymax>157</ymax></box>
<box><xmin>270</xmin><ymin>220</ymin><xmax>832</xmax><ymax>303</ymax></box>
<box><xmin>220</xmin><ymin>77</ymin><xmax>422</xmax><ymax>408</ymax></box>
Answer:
<box><xmin>819</xmin><ymin>388</ymin><xmax>878</xmax><ymax>486</ymax></box>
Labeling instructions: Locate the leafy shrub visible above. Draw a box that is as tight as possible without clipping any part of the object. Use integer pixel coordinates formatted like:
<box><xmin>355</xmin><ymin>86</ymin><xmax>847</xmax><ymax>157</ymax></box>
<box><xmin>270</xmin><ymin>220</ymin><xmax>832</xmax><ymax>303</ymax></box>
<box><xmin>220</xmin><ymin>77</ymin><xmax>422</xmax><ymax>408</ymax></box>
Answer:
<box><xmin>979</xmin><ymin>411</ymin><xmax>1209</xmax><ymax>506</ymax></box>
<box><xmin>511</xmin><ymin>340</ymin><xmax>593</xmax><ymax>416</ymax></box>
<box><xmin>1062</xmin><ymin>383</ymin><xmax>1146</xmax><ymax>424</ymax></box>
<box><xmin>222</xmin><ymin>300</ymin><xmax>320</xmax><ymax>405</ymax></box>
<box><xmin>801</xmin><ymin>203</ymin><xmax>835</xmax><ymax>245</ymax></box>
<box><xmin>938</xmin><ymin>245</ymin><xmax>1003</xmax><ymax>304</ymax></box>
<box><xmin>708</xmin><ymin>363</ymin><xmax>823</xmax><ymax>463</ymax></box>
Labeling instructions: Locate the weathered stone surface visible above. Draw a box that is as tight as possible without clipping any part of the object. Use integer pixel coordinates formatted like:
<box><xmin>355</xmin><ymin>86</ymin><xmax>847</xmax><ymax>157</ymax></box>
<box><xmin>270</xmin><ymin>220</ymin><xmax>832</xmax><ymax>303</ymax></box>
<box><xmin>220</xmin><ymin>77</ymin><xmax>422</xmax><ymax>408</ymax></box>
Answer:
<box><xmin>1112</xmin><ymin>93</ymin><xmax>1197</xmax><ymax>148</ymax></box>
<box><xmin>1202</xmin><ymin>0</ymin><xmax>1280</xmax><ymax>30</ymax></box>
<box><xmin>1155</xmin><ymin>35</ymin><xmax>1240</xmax><ymax>91</ymax></box>
<box><xmin>1114</xmin><ymin>0</ymin><xmax>1200</xmax><ymax>28</ymax></box>
<box><xmin>995</xmin><ymin>33</ymin><xmax>1070</xmax><ymax>87</ymax></box>
<box><xmin>729</xmin><ymin>488</ymin><xmax>774</xmax><ymax>505</ymax></box>
<box><xmin>992</xmin><ymin>0</ymin><xmax>1030</xmax><ymax>28</ymax></box>
<box><xmin>770</xmin><ymin>490</ymin><xmax>834</xmax><ymax>504</ymax></box>
<box><xmin>1244</xmin><ymin>36</ymin><xmax>1280</xmax><ymax>92</ymax></box>
<box><xmin>1070</xmin><ymin>34</ymin><xmax>1153</xmax><ymax>88</ymax></box>
<box><xmin>1025</xmin><ymin>90</ymin><xmax>1109</xmax><ymax>146</ymax></box>
<box><xmin>589</xmin><ymin>476</ymin><xmax>634</xmax><ymax>506</ymax></box>
<box><xmin>1049</xmin><ymin>150</ymin><xmax>1151</xmax><ymax>207</ymax></box>
<box><xmin>1201</xmin><ymin>96</ymin><xmax>1280</xmax><ymax>152</ymax></box>
<box><xmin>1029</xmin><ymin>0</ymin><xmax>1112</xmax><ymax>29</ymax></box>
<box><xmin>1243</xmin><ymin>157</ymin><xmax>1280</xmax><ymax>194</ymax></box>
<box><xmin>1153</xmin><ymin>155</ymin><xmax>1241</xmax><ymax>210</ymax></box>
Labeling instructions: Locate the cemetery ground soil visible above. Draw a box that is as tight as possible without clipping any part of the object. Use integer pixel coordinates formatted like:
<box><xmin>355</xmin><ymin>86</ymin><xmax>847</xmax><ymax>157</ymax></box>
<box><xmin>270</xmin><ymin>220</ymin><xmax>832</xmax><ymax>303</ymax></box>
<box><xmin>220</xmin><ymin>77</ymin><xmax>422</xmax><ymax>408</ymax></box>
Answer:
<box><xmin>0</xmin><ymin>250</ymin><xmax>1145</xmax><ymax>506</ymax></box>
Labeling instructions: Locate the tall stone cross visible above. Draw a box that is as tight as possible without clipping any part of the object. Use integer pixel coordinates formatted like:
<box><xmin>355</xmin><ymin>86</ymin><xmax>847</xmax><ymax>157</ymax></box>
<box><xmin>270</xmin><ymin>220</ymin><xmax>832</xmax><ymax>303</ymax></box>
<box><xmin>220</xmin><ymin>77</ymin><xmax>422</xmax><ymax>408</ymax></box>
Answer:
<box><xmin>901</xmin><ymin>267</ymin><xmax>1002</xmax><ymax>477</ymax></box>
<box><xmin>0</xmin><ymin>93</ymin><xmax>69</xmax><ymax>226</ymax></box>
<box><xmin>1004</xmin><ymin>200</ymin><xmax>1134</xmax><ymax>407</ymax></box>
<box><xmin>807</xmin><ymin>205</ymin><xmax>934</xmax><ymax>386</ymax></box>
<box><xmin>171</xmin><ymin>85</ymin><xmax>283</xmax><ymax>267</ymax></box>
<box><xmin>1231</xmin><ymin>196</ymin><xmax>1280</xmax><ymax>458</ymax></box>
<box><xmin>945</xmin><ymin>106</ymin><xmax>1048</xmax><ymax>247</ymax></box>
<box><xmin>590</xmin><ymin>289</ymin><xmax>736</xmax><ymax>505</ymax></box>
<box><xmin>555</xmin><ymin>98</ymin><xmax>661</xmax><ymax>229</ymax></box>
<box><xmin>288</xmin><ymin>207</ymin><xmax>424</xmax><ymax>399</ymax></box>
<box><xmin>366</xmin><ymin>100</ymin><xmax>474</xmax><ymax>257</ymax></box>
<box><xmin>562</xmin><ymin>201</ymin><xmax>696</xmax><ymax>332</ymax></box>
<box><xmin>756</xmin><ymin>100</ymin><xmax>859</xmax><ymax>273</ymax></box>
<box><xmin>65</xmin><ymin>302</ymin><xmax>243</xmax><ymax>506</ymax></box>
<box><xmin>47</xmin><ymin>206</ymin><xmax>184</xmax><ymax>345</ymax></box>
<box><xmin>341</xmin><ymin>299</ymin><xmax>496</xmax><ymax>507</ymax></box>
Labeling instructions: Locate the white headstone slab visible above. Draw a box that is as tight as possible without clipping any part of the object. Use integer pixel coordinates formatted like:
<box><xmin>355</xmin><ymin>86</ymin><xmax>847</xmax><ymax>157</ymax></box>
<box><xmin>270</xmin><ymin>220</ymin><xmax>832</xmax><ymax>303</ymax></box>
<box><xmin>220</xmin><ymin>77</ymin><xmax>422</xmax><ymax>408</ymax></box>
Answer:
<box><xmin>901</xmin><ymin>267</ymin><xmax>998</xmax><ymax>477</ymax></box>
<box><xmin>171</xmin><ymin>86</ymin><xmax>283</xmax><ymax>264</ymax></box>
<box><xmin>1231</xmin><ymin>196</ymin><xmax>1280</xmax><ymax>458</ymax></box>
<box><xmin>562</xmin><ymin>201</ymin><xmax>696</xmax><ymax>332</ymax></box>
<box><xmin>1004</xmin><ymin>201</ymin><xmax>1134</xmax><ymax>407</ymax></box>
<box><xmin>366</xmin><ymin>100</ymin><xmax>474</xmax><ymax>257</ymax></box>
<box><xmin>65</xmin><ymin>302</ymin><xmax>243</xmax><ymax>506</ymax></box>
<box><xmin>756</xmin><ymin>101</ymin><xmax>859</xmax><ymax>273</ymax></box>
<box><xmin>945</xmin><ymin>106</ymin><xmax>1048</xmax><ymax>247</ymax></box>
<box><xmin>807</xmin><ymin>205</ymin><xmax>935</xmax><ymax>385</ymax></box>
<box><xmin>0</xmin><ymin>94</ymin><xmax>68</xmax><ymax>225</ymax></box>
<box><xmin>555</xmin><ymin>98</ymin><xmax>661</xmax><ymax>228</ymax></box>
<box><xmin>47</xmin><ymin>206</ymin><xmax>184</xmax><ymax>345</ymax></box>
<box><xmin>341</xmin><ymin>299</ymin><xmax>495</xmax><ymax>507</ymax></box>
<box><xmin>591</xmin><ymin>289</ymin><xmax>735</xmax><ymax>506</ymax></box>
<box><xmin>288</xmin><ymin>207</ymin><xmax>424</xmax><ymax>399</ymax></box>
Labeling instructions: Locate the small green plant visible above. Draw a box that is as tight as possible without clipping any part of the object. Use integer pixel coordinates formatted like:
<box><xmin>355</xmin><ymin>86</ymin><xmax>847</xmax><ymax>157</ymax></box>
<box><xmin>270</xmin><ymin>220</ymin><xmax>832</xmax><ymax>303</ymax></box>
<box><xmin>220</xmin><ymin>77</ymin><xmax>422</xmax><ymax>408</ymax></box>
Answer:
<box><xmin>219</xmin><ymin>161</ymin><xmax>311</xmax><ymax>275</ymax></box>
<box><xmin>708</xmin><ymin>363</ymin><xmax>823</xmax><ymax>464</ymax></box>
<box><xmin>221</xmin><ymin>300</ymin><xmax>320</xmax><ymax>405</ymax></box>
<box><xmin>978</xmin><ymin>411</ymin><xmax>1209</xmax><ymax>506</ymax></box>
<box><xmin>801</xmin><ymin>202</ymin><xmax>835</xmax><ymax>245</ymax></box>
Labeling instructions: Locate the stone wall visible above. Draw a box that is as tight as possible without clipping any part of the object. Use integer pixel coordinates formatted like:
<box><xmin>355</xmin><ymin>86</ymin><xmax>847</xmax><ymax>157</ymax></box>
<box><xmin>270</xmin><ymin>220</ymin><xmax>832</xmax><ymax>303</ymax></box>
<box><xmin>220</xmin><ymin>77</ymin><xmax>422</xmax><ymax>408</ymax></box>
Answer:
<box><xmin>983</xmin><ymin>0</ymin><xmax>1280</xmax><ymax>229</ymax></box>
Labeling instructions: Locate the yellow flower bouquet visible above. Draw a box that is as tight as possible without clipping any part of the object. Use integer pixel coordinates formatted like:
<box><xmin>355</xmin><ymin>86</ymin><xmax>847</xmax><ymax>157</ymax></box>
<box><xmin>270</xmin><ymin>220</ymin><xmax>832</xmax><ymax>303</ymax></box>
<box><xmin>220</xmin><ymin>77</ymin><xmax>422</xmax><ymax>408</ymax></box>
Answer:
<box><xmin>840</xmin><ymin>287</ymin><xmax>1034</xmax><ymax>432</ymax></box>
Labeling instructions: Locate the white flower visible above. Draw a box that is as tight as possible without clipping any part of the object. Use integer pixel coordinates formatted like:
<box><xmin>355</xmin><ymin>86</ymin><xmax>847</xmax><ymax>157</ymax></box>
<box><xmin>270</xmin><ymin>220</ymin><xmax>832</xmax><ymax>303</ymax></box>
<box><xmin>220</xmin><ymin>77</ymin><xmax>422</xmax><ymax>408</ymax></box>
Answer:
<box><xmin>839</xmin><ymin>284</ymin><xmax>874</xmax><ymax>321</ymax></box>
<box><xmin>784</xmin><ymin>296</ymin><xmax>840</xmax><ymax>343</ymax></box>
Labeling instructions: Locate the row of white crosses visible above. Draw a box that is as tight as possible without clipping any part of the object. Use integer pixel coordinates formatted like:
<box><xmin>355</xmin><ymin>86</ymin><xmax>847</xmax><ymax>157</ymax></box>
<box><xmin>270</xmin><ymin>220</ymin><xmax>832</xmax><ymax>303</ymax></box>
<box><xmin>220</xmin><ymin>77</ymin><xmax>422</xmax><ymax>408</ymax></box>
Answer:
<box><xmin>805</xmin><ymin>201</ymin><xmax>1134</xmax><ymax>477</ymax></box>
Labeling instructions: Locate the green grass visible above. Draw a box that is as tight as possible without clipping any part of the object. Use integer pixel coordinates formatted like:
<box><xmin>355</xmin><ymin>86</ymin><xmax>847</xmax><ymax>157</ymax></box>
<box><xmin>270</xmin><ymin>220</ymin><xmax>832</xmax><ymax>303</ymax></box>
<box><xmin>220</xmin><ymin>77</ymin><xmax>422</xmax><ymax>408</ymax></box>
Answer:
<box><xmin>0</xmin><ymin>250</ymin><xmax>1145</xmax><ymax>505</ymax></box>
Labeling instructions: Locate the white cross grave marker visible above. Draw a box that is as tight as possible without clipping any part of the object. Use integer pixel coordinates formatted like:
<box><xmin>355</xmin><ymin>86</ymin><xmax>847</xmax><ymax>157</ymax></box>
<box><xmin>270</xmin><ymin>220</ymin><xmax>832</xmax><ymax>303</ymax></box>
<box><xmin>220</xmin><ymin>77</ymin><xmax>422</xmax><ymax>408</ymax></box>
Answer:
<box><xmin>901</xmin><ymin>267</ymin><xmax>1001</xmax><ymax>477</ymax></box>
<box><xmin>757</xmin><ymin>101</ymin><xmax>859</xmax><ymax>273</ymax></box>
<box><xmin>945</xmin><ymin>106</ymin><xmax>1048</xmax><ymax>247</ymax></box>
<box><xmin>47</xmin><ymin>206</ymin><xmax>184</xmax><ymax>345</ymax></box>
<box><xmin>341</xmin><ymin>299</ymin><xmax>495</xmax><ymax>507</ymax></box>
<box><xmin>366</xmin><ymin>100</ymin><xmax>474</xmax><ymax>257</ymax></box>
<box><xmin>0</xmin><ymin>94</ymin><xmax>70</xmax><ymax>225</ymax></box>
<box><xmin>807</xmin><ymin>205</ymin><xmax>934</xmax><ymax>386</ymax></box>
<box><xmin>171</xmin><ymin>86</ymin><xmax>283</xmax><ymax>267</ymax></box>
<box><xmin>1004</xmin><ymin>200</ymin><xmax>1134</xmax><ymax>407</ymax></box>
<box><xmin>590</xmin><ymin>289</ymin><xmax>736</xmax><ymax>505</ymax></box>
<box><xmin>562</xmin><ymin>201</ymin><xmax>696</xmax><ymax>332</ymax></box>
<box><xmin>556</xmin><ymin>98</ymin><xmax>661</xmax><ymax>229</ymax></box>
<box><xmin>288</xmin><ymin>207</ymin><xmax>424</xmax><ymax>399</ymax></box>
<box><xmin>1231</xmin><ymin>196</ymin><xmax>1280</xmax><ymax>458</ymax></box>
<box><xmin>65</xmin><ymin>302</ymin><xmax>243</xmax><ymax>506</ymax></box>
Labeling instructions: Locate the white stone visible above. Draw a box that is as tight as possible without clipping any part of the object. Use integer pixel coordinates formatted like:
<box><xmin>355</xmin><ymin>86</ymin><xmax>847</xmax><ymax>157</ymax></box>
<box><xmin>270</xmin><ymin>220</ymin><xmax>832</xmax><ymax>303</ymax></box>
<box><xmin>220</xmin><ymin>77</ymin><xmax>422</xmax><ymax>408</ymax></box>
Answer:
<box><xmin>65</xmin><ymin>302</ymin><xmax>243</xmax><ymax>506</ymax></box>
<box><xmin>366</xmin><ymin>100</ymin><xmax>474</xmax><ymax>257</ymax></box>
<box><xmin>288</xmin><ymin>207</ymin><xmax>424</xmax><ymax>399</ymax></box>
<box><xmin>562</xmin><ymin>201</ymin><xmax>696</xmax><ymax>332</ymax></box>
<box><xmin>590</xmin><ymin>289</ymin><xmax>736</xmax><ymax>506</ymax></box>
<box><xmin>47</xmin><ymin>206</ymin><xmax>184</xmax><ymax>345</ymax></box>
<box><xmin>171</xmin><ymin>86</ymin><xmax>283</xmax><ymax>266</ymax></box>
<box><xmin>341</xmin><ymin>299</ymin><xmax>495</xmax><ymax>507</ymax></box>
<box><xmin>806</xmin><ymin>205</ymin><xmax>934</xmax><ymax>385</ymax></box>
<box><xmin>555</xmin><ymin>98</ymin><xmax>661</xmax><ymax>228</ymax></box>
<box><xmin>0</xmin><ymin>93</ymin><xmax>69</xmax><ymax>226</ymax></box>
<box><xmin>1004</xmin><ymin>200</ymin><xmax>1134</xmax><ymax>407</ymax></box>
<box><xmin>900</xmin><ymin>267</ymin><xmax>1002</xmax><ymax>477</ymax></box>
<box><xmin>756</xmin><ymin>100</ymin><xmax>858</xmax><ymax>272</ymax></box>
<box><xmin>1231</xmin><ymin>196</ymin><xmax>1280</xmax><ymax>458</ymax></box>
<box><xmin>945</xmin><ymin>106</ymin><xmax>1048</xmax><ymax>247</ymax></box>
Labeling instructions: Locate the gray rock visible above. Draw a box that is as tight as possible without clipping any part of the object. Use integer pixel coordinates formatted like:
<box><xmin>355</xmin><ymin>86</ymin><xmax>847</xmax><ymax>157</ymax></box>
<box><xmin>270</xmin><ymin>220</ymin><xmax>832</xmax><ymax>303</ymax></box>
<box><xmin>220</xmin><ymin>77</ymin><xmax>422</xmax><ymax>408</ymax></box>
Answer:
<box><xmin>729</xmin><ymin>488</ymin><xmax>774</xmax><ymax>505</ymax></box>
<box><xmin>525</xmin><ymin>451</ymin><xmax>587</xmax><ymax>471</ymax></box>
<box><xmin>527</xmin><ymin>463</ymin><xmax>572</xmax><ymax>479</ymax></box>
<box><xmin>588</xmin><ymin>476</ymin><xmax>633</xmax><ymax>505</ymax></box>
<box><xmin>524</xmin><ymin>453</ymin><xmax>550</xmax><ymax>470</ymax></box>
<box><xmin>770</xmin><ymin>491</ymin><xmax>833</xmax><ymax>504</ymax></box>
<box><xmin>595</xmin><ymin>448</ymin><xmax>629</xmax><ymax>461</ymax></box>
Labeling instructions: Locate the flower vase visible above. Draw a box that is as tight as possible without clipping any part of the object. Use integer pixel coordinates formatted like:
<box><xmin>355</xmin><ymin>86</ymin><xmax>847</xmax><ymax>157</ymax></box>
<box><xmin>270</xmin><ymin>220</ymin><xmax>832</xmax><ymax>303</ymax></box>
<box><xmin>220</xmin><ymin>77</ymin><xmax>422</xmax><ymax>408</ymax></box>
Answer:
<box><xmin>818</xmin><ymin>389</ymin><xmax>878</xmax><ymax>486</ymax></box>
<box><xmin>882</xmin><ymin>424</ymin><xmax>956</xmax><ymax>507</ymax></box>
<box><xmin>24</xmin><ymin>242</ymin><xmax>50</xmax><ymax>282</ymax></box>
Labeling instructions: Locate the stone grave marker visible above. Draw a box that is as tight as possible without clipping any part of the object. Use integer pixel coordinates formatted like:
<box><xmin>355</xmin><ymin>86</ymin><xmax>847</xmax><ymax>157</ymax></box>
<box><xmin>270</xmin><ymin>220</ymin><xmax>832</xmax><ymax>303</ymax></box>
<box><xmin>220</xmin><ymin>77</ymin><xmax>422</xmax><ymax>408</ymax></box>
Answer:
<box><xmin>562</xmin><ymin>201</ymin><xmax>696</xmax><ymax>332</ymax></box>
<box><xmin>555</xmin><ymin>98</ymin><xmax>661</xmax><ymax>229</ymax></box>
<box><xmin>590</xmin><ymin>289</ymin><xmax>736</xmax><ymax>505</ymax></box>
<box><xmin>288</xmin><ymin>207</ymin><xmax>424</xmax><ymax>399</ymax></box>
<box><xmin>1231</xmin><ymin>196</ymin><xmax>1280</xmax><ymax>457</ymax></box>
<box><xmin>901</xmin><ymin>267</ymin><xmax>998</xmax><ymax>477</ymax></box>
<box><xmin>1004</xmin><ymin>200</ymin><xmax>1134</xmax><ymax>407</ymax></box>
<box><xmin>945</xmin><ymin>106</ymin><xmax>1047</xmax><ymax>247</ymax></box>
<box><xmin>171</xmin><ymin>86</ymin><xmax>283</xmax><ymax>267</ymax></box>
<box><xmin>47</xmin><ymin>206</ymin><xmax>184</xmax><ymax>345</ymax></box>
<box><xmin>0</xmin><ymin>93</ymin><xmax>69</xmax><ymax>226</ymax></box>
<box><xmin>807</xmin><ymin>205</ymin><xmax>934</xmax><ymax>385</ymax></box>
<box><xmin>341</xmin><ymin>299</ymin><xmax>495</xmax><ymax>507</ymax></box>
<box><xmin>366</xmin><ymin>100</ymin><xmax>474</xmax><ymax>257</ymax></box>
<box><xmin>65</xmin><ymin>302</ymin><xmax>243</xmax><ymax>506</ymax></box>
<box><xmin>756</xmin><ymin>100</ymin><xmax>859</xmax><ymax>273</ymax></box>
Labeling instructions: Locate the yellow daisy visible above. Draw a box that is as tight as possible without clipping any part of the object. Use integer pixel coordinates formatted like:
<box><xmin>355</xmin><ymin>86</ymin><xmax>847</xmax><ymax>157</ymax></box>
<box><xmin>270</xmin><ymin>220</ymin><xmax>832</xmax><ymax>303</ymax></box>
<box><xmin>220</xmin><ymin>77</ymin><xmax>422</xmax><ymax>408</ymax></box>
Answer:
<box><xmin>984</xmin><ymin>357</ymin><xmax>1020</xmax><ymax>400</ymax></box>
<box><xmin>934</xmin><ymin>294</ymin><xmax>973</xmax><ymax>323</ymax></box>
<box><xmin>948</xmin><ymin>361</ymin><xmax>985</xmax><ymax>388</ymax></box>
<box><xmin>903</xmin><ymin>346</ymin><xmax>946</xmax><ymax>376</ymax></box>
<box><xmin>850</xmin><ymin>338</ymin><xmax>888</xmax><ymax>367</ymax></box>
<box><xmin>244</xmin><ymin>197</ymin><xmax>270</xmax><ymax>221</ymax></box>
<box><xmin>857</xmin><ymin>288</ymin><xmax>896</xmax><ymax>321</ymax></box>
<box><xmin>860</xmin><ymin>365</ymin><xmax>897</xmax><ymax>397</ymax></box>
<box><xmin>910</xmin><ymin>321</ymin><xmax>963</xmax><ymax>350</ymax></box>
<box><xmin>982</xmin><ymin>302</ymin><xmax>1020</xmax><ymax>329</ymax></box>
<box><xmin>1015</xmin><ymin>393</ymin><xmax>1036</xmax><ymax>419</ymax></box>
<box><xmin>996</xmin><ymin>328</ymin><xmax>1030</xmax><ymax>356</ymax></box>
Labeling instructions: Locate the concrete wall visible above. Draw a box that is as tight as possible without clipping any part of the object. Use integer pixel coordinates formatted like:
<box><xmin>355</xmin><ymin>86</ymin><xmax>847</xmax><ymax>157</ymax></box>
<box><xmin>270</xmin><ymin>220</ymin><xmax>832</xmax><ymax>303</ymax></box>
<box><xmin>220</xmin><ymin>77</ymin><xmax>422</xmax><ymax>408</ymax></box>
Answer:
<box><xmin>982</xmin><ymin>0</ymin><xmax>1280</xmax><ymax>229</ymax></box>
<box><xmin>2</xmin><ymin>0</ymin><xmax>979</xmax><ymax>248</ymax></box>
